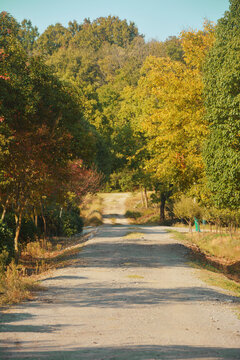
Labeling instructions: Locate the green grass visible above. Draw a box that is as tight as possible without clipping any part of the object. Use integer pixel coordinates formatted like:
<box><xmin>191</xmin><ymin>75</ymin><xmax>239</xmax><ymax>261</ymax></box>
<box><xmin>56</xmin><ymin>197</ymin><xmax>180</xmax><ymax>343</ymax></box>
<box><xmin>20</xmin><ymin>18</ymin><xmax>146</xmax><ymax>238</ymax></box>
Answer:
<box><xmin>198</xmin><ymin>266</ymin><xmax>240</xmax><ymax>296</ymax></box>
<box><xmin>192</xmin><ymin>260</ymin><xmax>240</xmax><ymax>318</ymax></box>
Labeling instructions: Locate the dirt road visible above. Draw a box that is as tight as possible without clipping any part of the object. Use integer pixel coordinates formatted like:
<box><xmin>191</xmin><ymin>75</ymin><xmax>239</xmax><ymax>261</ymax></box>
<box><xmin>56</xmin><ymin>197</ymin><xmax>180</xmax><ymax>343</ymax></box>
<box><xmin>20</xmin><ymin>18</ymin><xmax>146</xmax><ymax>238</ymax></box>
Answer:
<box><xmin>1</xmin><ymin>193</ymin><xmax>240</xmax><ymax>359</ymax></box>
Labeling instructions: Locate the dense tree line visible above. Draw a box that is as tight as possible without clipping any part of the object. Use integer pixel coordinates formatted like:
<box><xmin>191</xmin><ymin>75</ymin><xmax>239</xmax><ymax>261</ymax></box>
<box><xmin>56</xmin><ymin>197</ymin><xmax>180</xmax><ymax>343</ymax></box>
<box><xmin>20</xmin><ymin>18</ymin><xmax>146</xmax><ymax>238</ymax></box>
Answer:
<box><xmin>0</xmin><ymin>0</ymin><xmax>240</xmax><ymax>257</ymax></box>
<box><xmin>0</xmin><ymin>12</ymin><xmax>102</xmax><ymax>256</ymax></box>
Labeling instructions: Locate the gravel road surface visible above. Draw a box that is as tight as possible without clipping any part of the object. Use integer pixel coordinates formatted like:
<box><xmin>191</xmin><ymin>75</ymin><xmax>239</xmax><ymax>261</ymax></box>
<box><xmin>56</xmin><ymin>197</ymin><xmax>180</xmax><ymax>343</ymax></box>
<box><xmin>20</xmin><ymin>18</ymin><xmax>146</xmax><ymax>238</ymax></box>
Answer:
<box><xmin>0</xmin><ymin>193</ymin><xmax>240</xmax><ymax>359</ymax></box>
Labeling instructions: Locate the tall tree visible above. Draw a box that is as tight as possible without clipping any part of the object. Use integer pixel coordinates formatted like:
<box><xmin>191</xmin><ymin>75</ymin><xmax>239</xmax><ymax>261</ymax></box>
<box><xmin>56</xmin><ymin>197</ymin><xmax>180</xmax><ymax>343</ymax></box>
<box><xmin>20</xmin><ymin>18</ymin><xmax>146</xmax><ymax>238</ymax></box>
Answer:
<box><xmin>19</xmin><ymin>19</ymin><xmax>39</xmax><ymax>53</ymax></box>
<box><xmin>35</xmin><ymin>23</ymin><xmax>70</xmax><ymax>56</ymax></box>
<box><xmin>124</xmin><ymin>24</ymin><xmax>214</xmax><ymax>216</ymax></box>
<box><xmin>203</xmin><ymin>0</ymin><xmax>240</xmax><ymax>209</ymax></box>
<box><xmin>0</xmin><ymin>12</ymin><xmax>99</xmax><ymax>252</ymax></box>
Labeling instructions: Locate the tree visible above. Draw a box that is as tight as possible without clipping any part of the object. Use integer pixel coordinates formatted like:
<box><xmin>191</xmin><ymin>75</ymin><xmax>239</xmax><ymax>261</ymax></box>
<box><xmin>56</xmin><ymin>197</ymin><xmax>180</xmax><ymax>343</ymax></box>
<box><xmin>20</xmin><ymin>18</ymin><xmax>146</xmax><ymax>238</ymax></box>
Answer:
<box><xmin>35</xmin><ymin>23</ymin><xmax>70</xmax><ymax>56</ymax></box>
<box><xmin>174</xmin><ymin>195</ymin><xmax>202</xmax><ymax>231</ymax></box>
<box><xmin>67</xmin><ymin>160</ymin><xmax>102</xmax><ymax>205</ymax></box>
<box><xmin>203</xmin><ymin>0</ymin><xmax>240</xmax><ymax>209</ymax></box>
<box><xmin>0</xmin><ymin>13</ymin><xmax>99</xmax><ymax>253</ymax></box>
<box><xmin>164</xmin><ymin>36</ymin><xmax>184</xmax><ymax>62</ymax></box>
<box><xmin>19</xmin><ymin>19</ymin><xmax>39</xmax><ymax>54</ymax></box>
<box><xmin>122</xmin><ymin>24</ymin><xmax>215</xmax><ymax>216</ymax></box>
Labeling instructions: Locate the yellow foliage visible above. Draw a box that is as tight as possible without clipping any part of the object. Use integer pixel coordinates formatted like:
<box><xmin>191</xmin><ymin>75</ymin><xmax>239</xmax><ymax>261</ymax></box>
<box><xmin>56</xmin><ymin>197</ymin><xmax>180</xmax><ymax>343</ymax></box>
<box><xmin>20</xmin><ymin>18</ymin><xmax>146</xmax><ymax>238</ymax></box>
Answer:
<box><xmin>180</xmin><ymin>20</ymin><xmax>215</xmax><ymax>70</ymax></box>
<box><xmin>133</xmin><ymin>24</ymin><xmax>215</xmax><ymax>190</ymax></box>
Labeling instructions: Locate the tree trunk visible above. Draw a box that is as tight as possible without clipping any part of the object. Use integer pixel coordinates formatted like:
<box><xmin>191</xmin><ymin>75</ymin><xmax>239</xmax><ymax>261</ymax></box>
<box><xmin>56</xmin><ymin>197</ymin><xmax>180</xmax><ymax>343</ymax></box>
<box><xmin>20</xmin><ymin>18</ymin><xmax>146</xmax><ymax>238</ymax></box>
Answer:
<box><xmin>33</xmin><ymin>207</ymin><xmax>38</xmax><ymax>227</ymax></box>
<box><xmin>144</xmin><ymin>187</ymin><xmax>148</xmax><ymax>209</ymax></box>
<box><xmin>1</xmin><ymin>197</ymin><xmax>9</xmax><ymax>221</ymax></box>
<box><xmin>1</xmin><ymin>207</ymin><xmax>7</xmax><ymax>222</ymax></box>
<box><xmin>160</xmin><ymin>194</ymin><xmax>166</xmax><ymax>222</ymax></box>
<box><xmin>40</xmin><ymin>202</ymin><xmax>47</xmax><ymax>239</ymax></box>
<box><xmin>42</xmin><ymin>215</ymin><xmax>47</xmax><ymax>239</ymax></box>
<box><xmin>141</xmin><ymin>187</ymin><xmax>145</xmax><ymax>207</ymax></box>
<box><xmin>35</xmin><ymin>215</ymin><xmax>38</xmax><ymax>228</ymax></box>
<box><xmin>14</xmin><ymin>209</ymin><xmax>23</xmax><ymax>254</ymax></box>
<box><xmin>189</xmin><ymin>221</ymin><xmax>192</xmax><ymax>233</ymax></box>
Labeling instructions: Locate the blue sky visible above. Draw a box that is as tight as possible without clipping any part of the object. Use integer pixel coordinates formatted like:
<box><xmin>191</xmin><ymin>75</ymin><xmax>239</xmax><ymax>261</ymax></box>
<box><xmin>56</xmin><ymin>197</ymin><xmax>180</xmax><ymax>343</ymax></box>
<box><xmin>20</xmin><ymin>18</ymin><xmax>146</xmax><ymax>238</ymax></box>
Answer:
<box><xmin>1</xmin><ymin>0</ymin><xmax>230</xmax><ymax>41</ymax></box>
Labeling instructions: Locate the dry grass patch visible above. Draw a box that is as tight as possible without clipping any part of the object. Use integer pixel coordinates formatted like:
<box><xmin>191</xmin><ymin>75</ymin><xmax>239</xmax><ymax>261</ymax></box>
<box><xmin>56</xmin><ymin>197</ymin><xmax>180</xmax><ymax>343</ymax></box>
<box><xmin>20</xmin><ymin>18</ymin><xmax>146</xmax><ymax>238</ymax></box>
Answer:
<box><xmin>127</xmin><ymin>275</ymin><xmax>144</xmax><ymax>279</ymax></box>
<box><xmin>0</xmin><ymin>232</ymin><xmax>89</xmax><ymax>306</ymax></box>
<box><xmin>169</xmin><ymin>229</ymin><xmax>240</xmax><ymax>316</ymax></box>
<box><xmin>0</xmin><ymin>261</ymin><xmax>44</xmax><ymax>306</ymax></box>
<box><xmin>169</xmin><ymin>230</ymin><xmax>240</xmax><ymax>263</ymax></box>
<box><xmin>197</xmin><ymin>266</ymin><xmax>240</xmax><ymax>296</ymax></box>
<box><xmin>125</xmin><ymin>192</ymin><xmax>159</xmax><ymax>225</ymax></box>
<box><xmin>124</xmin><ymin>232</ymin><xmax>145</xmax><ymax>239</ymax></box>
<box><xmin>187</xmin><ymin>232</ymin><xmax>240</xmax><ymax>263</ymax></box>
<box><xmin>81</xmin><ymin>194</ymin><xmax>103</xmax><ymax>226</ymax></box>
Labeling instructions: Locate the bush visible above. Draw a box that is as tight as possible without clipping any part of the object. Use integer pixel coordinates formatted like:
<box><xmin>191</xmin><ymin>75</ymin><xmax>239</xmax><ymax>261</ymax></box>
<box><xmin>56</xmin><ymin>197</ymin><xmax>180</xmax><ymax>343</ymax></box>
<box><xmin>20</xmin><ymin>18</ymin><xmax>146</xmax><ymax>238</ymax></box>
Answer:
<box><xmin>0</xmin><ymin>250</ymin><xmax>9</xmax><ymax>273</ymax></box>
<box><xmin>61</xmin><ymin>207</ymin><xmax>83</xmax><ymax>237</ymax></box>
<box><xmin>125</xmin><ymin>210</ymin><xmax>142</xmax><ymax>219</ymax></box>
<box><xmin>4</xmin><ymin>212</ymin><xmax>39</xmax><ymax>244</ymax></box>
<box><xmin>20</xmin><ymin>218</ymin><xmax>39</xmax><ymax>243</ymax></box>
<box><xmin>174</xmin><ymin>195</ymin><xmax>203</xmax><ymax>230</ymax></box>
<box><xmin>0</xmin><ymin>221</ymin><xmax>14</xmax><ymax>263</ymax></box>
<box><xmin>41</xmin><ymin>205</ymin><xmax>83</xmax><ymax>237</ymax></box>
<box><xmin>108</xmin><ymin>170</ymin><xmax>137</xmax><ymax>192</ymax></box>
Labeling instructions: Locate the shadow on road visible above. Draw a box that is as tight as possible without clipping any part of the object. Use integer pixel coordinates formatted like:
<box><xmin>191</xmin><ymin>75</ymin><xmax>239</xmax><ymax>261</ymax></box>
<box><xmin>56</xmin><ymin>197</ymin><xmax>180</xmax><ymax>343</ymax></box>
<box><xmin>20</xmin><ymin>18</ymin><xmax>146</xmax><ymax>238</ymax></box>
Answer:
<box><xmin>33</xmin><ymin>284</ymin><xmax>239</xmax><ymax>308</ymax></box>
<box><xmin>1</xmin><ymin>225</ymin><xmax>239</xmax><ymax>359</ymax></box>
<box><xmin>75</xmin><ymin>241</ymin><xmax>189</xmax><ymax>268</ymax></box>
<box><xmin>0</xmin><ymin>312</ymin><xmax>61</xmax><ymax>334</ymax></box>
<box><xmin>1</xmin><ymin>344</ymin><xmax>240</xmax><ymax>359</ymax></box>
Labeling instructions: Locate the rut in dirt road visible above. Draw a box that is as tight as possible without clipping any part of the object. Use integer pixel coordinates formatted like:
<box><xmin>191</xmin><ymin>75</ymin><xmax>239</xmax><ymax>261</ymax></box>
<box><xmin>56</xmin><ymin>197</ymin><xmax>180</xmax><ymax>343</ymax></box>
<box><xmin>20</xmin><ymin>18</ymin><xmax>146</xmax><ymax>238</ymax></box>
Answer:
<box><xmin>0</xmin><ymin>194</ymin><xmax>240</xmax><ymax>360</ymax></box>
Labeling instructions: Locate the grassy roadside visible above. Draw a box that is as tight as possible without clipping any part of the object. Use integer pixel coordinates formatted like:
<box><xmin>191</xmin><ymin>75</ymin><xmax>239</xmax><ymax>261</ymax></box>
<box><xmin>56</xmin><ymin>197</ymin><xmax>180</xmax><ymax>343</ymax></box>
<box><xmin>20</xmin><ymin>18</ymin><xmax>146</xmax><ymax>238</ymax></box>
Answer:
<box><xmin>124</xmin><ymin>192</ymin><xmax>160</xmax><ymax>225</ymax></box>
<box><xmin>0</xmin><ymin>192</ymin><xmax>104</xmax><ymax>306</ymax></box>
<box><xmin>0</xmin><ymin>233</ymin><xmax>90</xmax><ymax>307</ymax></box>
<box><xmin>81</xmin><ymin>194</ymin><xmax>104</xmax><ymax>226</ymax></box>
<box><xmin>169</xmin><ymin>230</ymin><xmax>240</xmax><ymax>301</ymax></box>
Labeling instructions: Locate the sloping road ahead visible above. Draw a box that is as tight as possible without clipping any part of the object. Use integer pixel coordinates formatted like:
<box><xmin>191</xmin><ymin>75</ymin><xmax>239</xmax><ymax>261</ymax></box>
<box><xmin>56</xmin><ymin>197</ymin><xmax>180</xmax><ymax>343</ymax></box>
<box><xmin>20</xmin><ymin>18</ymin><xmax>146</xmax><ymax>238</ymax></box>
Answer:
<box><xmin>0</xmin><ymin>193</ymin><xmax>240</xmax><ymax>359</ymax></box>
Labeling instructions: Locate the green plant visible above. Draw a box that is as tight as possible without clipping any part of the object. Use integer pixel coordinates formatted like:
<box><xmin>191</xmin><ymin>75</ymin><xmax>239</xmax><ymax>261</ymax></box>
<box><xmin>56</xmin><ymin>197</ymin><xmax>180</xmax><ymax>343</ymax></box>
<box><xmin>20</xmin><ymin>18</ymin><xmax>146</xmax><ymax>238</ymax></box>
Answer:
<box><xmin>61</xmin><ymin>208</ymin><xmax>83</xmax><ymax>237</ymax></box>
<box><xmin>174</xmin><ymin>196</ymin><xmax>203</xmax><ymax>231</ymax></box>
<box><xmin>0</xmin><ymin>249</ymin><xmax>9</xmax><ymax>273</ymax></box>
<box><xmin>125</xmin><ymin>210</ymin><xmax>141</xmax><ymax>219</ymax></box>
<box><xmin>0</xmin><ymin>220</ymin><xmax>14</xmax><ymax>262</ymax></box>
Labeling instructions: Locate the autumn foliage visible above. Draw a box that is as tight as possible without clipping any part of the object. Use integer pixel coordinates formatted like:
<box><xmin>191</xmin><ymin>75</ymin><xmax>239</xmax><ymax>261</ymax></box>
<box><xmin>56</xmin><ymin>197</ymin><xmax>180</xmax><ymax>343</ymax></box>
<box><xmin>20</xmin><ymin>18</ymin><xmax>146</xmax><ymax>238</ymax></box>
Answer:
<box><xmin>1</xmin><ymin>2</ymin><xmax>240</xmax><ymax>255</ymax></box>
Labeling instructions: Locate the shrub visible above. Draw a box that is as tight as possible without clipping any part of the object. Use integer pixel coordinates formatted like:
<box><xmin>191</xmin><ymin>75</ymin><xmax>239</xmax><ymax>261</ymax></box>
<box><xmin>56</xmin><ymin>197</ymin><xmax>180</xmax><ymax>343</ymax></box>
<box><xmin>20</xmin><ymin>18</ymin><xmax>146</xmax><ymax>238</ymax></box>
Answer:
<box><xmin>40</xmin><ymin>204</ymin><xmax>83</xmax><ymax>237</ymax></box>
<box><xmin>61</xmin><ymin>207</ymin><xmax>83</xmax><ymax>237</ymax></box>
<box><xmin>174</xmin><ymin>195</ymin><xmax>203</xmax><ymax>231</ymax></box>
<box><xmin>4</xmin><ymin>212</ymin><xmax>39</xmax><ymax>245</ymax></box>
<box><xmin>20</xmin><ymin>218</ymin><xmax>39</xmax><ymax>243</ymax></box>
<box><xmin>0</xmin><ymin>250</ymin><xmax>9</xmax><ymax>273</ymax></box>
<box><xmin>0</xmin><ymin>221</ymin><xmax>14</xmax><ymax>263</ymax></box>
<box><xmin>125</xmin><ymin>210</ymin><xmax>142</xmax><ymax>219</ymax></box>
<box><xmin>0</xmin><ymin>261</ymin><xmax>33</xmax><ymax>305</ymax></box>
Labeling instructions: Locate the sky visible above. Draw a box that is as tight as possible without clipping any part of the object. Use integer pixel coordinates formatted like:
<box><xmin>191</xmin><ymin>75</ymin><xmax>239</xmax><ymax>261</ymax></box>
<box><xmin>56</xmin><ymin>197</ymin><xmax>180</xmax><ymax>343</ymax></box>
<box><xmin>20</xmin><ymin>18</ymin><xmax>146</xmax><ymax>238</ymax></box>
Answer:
<box><xmin>1</xmin><ymin>0</ymin><xmax>230</xmax><ymax>41</ymax></box>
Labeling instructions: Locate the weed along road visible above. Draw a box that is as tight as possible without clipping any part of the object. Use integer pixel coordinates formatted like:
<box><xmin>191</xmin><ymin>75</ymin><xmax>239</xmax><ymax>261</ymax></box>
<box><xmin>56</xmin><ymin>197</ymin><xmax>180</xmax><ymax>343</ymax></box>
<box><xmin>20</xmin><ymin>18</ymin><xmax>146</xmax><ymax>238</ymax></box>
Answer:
<box><xmin>1</xmin><ymin>194</ymin><xmax>240</xmax><ymax>359</ymax></box>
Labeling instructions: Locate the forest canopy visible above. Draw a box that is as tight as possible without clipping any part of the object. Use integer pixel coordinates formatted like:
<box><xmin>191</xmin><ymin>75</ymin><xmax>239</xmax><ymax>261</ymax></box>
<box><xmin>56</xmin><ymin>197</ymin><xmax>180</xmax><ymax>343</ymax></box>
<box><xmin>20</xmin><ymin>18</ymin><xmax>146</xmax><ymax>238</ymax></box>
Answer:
<box><xmin>0</xmin><ymin>0</ymin><xmax>240</xmax><ymax>256</ymax></box>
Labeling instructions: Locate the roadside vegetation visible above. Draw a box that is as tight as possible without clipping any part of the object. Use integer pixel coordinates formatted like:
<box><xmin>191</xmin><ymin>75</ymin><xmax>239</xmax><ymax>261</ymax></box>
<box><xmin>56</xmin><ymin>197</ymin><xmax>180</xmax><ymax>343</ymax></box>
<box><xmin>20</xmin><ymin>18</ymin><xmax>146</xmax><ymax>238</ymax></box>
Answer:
<box><xmin>170</xmin><ymin>229</ymin><xmax>240</xmax><ymax>291</ymax></box>
<box><xmin>124</xmin><ymin>192</ymin><xmax>162</xmax><ymax>225</ymax></box>
<box><xmin>81</xmin><ymin>194</ymin><xmax>103</xmax><ymax>226</ymax></box>
<box><xmin>0</xmin><ymin>233</ymin><xmax>89</xmax><ymax>306</ymax></box>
